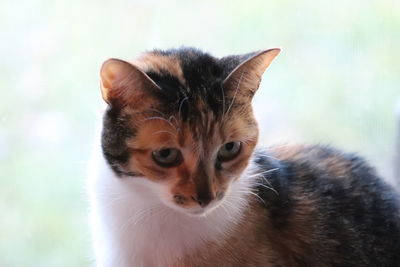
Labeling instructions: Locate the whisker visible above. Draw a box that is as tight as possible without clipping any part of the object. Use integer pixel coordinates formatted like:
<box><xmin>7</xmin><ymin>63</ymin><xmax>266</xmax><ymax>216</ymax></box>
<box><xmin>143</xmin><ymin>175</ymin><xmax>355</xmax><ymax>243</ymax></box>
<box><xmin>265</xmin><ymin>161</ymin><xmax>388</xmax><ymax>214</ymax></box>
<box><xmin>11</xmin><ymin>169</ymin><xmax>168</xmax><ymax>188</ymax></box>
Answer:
<box><xmin>220</xmin><ymin>84</ymin><xmax>226</xmax><ymax>116</ymax></box>
<box><xmin>258</xmin><ymin>173</ymin><xmax>275</xmax><ymax>186</ymax></box>
<box><xmin>219</xmin><ymin>200</ymin><xmax>244</xmax><ymax>219</ymax></box>
<box><xmin>178</xmin><ymin>96</ymin><xmax>189</xmax><ymax>120</ymax></box>
<box><xmin>147</xmin><ymin>108</ymin><xmax>169</xmax><ymax>118</ymax></box>
<box><xmin>143</xmin><ymin>116</ymin><xmax>176</xmax><ymax>130</ymax></box>
<box><xmin>247</xmin><ymin>191</ymin><xmax>267</xmax><ymax>206</ymax></box>
<box><xmin>152</xmin><ymin>130</ymin><xmax>177</xmax><ymax>137</ymax></box>
<box><xmin>121</xmin><ymin>205</ymin><xmax>161</xmax><ymax>233</ymax></box>
<box><xmin>169</xmin><ymin>115</ymin><xmax>179</xmax><ymax>128</ymax></box>
<box><xmin>223</xmin><ymin>70</ymin><xmax>244</xmax><ymax>120</ymax></box>
<box><xmin>267</xmin><ymin>144</ymin><xmax>292</xmax><ymax>150</ymax></box>
<box><xmin>263</xmin><ymin>154</ymin><xmax>280</xmax><ymax>161</ymax></box>
<box><xmin>247</xmin><ymin>167</ymin><xmax>280</xmax><ymax>177</ymax></box>
<box><xmin>251</xmin><ymin>182</ymin><xmax>279</xmax><ymax>196</ymax></box>
<box><xmin>245</xmin><ymin>167</ymin><xmax>280</xmax><ymax>196</ymax></box>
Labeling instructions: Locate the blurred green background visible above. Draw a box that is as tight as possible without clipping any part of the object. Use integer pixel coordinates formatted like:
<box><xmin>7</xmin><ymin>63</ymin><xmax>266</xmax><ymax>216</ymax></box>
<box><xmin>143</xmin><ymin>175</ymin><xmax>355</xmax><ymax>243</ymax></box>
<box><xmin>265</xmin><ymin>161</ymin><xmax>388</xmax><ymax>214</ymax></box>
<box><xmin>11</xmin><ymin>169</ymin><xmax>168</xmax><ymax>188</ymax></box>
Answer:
<box><xmin>1</xmin><ymin>0</ymin><xmax>399</xmax><ymax>266</ymax></box>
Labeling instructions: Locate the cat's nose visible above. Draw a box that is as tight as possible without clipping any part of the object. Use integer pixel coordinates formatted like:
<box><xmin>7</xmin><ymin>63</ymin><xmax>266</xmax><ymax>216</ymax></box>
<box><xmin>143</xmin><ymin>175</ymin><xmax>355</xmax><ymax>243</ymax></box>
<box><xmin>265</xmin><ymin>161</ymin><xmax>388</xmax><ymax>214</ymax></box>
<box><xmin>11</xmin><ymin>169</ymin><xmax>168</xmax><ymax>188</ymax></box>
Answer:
<box><xmin>191</xmin><ymin>195</ymin><xmax>213</xmax><ymax>208</ymax></box>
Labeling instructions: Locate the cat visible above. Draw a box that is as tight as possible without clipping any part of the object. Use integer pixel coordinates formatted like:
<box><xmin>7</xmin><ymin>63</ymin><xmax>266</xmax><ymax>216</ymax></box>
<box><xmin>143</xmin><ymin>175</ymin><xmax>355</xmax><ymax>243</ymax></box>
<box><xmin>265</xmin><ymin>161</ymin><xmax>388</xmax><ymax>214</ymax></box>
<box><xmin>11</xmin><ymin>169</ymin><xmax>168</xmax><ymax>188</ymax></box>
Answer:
<box><xmin>87</xmin><ymin>47</ymin><xmax>400</xmax><ymax>267</ymax></box>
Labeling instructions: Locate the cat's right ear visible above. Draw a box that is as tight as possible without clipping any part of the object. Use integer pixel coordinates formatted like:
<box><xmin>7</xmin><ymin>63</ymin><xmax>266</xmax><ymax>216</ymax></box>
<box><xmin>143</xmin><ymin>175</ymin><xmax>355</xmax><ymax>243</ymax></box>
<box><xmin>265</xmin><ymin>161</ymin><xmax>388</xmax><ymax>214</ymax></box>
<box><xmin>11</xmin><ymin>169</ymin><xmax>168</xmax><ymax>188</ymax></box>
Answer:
<box><xmin>100</xmin><ymin>58</ymin><xmax>161</xmax><ymax>108</ymax></box>
<box><xmin>222</xmin><ymin>48</ymin><xmax>281</xmax><ymax>99</ymax></box>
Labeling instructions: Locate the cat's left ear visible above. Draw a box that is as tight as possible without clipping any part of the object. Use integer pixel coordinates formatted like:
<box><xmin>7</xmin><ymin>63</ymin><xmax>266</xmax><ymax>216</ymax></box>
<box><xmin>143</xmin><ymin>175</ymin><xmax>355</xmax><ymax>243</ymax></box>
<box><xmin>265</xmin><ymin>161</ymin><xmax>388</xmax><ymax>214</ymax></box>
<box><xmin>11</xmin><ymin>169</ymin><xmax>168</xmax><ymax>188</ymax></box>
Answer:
<box><xmin>223</xmin><ymin>48</ymin><xmax>281</xmax><ymax>98</ymax></box>
<box><xmin>99</xmin><ymin>58</ymin><xmax>162</xmax><ymax>108</ymax></box>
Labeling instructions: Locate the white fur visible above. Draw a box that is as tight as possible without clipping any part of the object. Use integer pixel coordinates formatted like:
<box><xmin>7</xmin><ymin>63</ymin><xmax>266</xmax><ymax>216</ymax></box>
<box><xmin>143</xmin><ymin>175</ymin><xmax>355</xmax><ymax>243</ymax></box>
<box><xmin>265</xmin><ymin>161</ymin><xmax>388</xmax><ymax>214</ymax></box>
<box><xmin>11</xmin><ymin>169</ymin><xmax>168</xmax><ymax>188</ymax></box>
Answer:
<box><xmin>87</xmin><ymin>134</ymin><xmax>254</xmax><ymax>267</ymax></box>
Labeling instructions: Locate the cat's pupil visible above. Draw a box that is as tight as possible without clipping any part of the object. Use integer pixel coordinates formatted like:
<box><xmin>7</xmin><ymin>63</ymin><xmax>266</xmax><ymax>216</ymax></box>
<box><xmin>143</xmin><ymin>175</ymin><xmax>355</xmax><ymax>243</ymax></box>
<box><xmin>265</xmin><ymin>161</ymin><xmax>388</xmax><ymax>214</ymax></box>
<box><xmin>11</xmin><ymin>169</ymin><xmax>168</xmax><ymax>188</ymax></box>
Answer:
<box><xmin>217</xmin><ymin>141</ymin><xmax>241</xmax><ymax>162</ymax></box>
<box><xmin>225</xmin><ymin>142</ymin><xmax>234</xmax><ymax>151</ymax></box>
<box><xmin>160</xmin><ymin>149</ymin><xmax>170</xmax><ymax>158</ymax></box>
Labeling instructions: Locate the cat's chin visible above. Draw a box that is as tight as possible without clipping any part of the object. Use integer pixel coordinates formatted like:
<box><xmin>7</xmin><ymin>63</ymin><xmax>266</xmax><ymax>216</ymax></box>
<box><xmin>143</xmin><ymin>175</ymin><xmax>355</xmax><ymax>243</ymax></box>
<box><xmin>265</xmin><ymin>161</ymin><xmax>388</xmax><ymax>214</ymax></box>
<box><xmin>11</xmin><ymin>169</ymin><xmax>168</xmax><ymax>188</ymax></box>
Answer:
<box><xmin>186</xmin><ymin>207</ymin><xmax>211</xmax><ymax>217</ymax></box>
<box><xmin>189</xmin><ymin>200</ymin><xmax>224</xmax><ymax>217</ymax></box>
<box><xmin>183</xmin><ymin>207</ymin><xmax>218</xmax><ymax>218</ymax></box>
<box><xmin>162</xmin><ymin>200</ymin><xmax>222</xmax><ymax>218</ymax></box>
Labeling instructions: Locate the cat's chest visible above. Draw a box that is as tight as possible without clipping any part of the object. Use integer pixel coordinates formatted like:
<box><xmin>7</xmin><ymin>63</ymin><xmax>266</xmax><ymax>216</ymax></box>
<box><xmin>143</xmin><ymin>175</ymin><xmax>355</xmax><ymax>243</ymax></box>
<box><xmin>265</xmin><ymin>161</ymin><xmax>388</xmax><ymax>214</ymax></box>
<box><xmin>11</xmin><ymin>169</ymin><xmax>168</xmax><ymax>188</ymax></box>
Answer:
<box><xmin>89</xmin><ymin>152</ymin><xmax>253</xmax><ymax>267</ymax></box>
<box><xmin>93</xmin><ymin>184</ymin><xmax>244</xmax><ymax>267</ymax></box>
<box><xmin>104</xmin><ymin>201</ymin><xmax>235</xmax><ymax>266</ymax></box>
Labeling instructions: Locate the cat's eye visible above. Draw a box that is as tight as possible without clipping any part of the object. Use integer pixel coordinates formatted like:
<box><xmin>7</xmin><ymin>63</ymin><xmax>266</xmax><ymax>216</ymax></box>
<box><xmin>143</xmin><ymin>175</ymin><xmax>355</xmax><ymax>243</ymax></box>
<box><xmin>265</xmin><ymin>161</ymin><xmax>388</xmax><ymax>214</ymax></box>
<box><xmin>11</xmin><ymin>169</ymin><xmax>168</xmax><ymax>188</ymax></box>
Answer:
<box><xmin>217</xmin><ymin>141</ymin><xmax>241</xmax><ymax>161</ymax></box>
<box><xmin>152</xmin><ymin>148</ymin><xmax>182</xmax><ymax>167</ymax></box>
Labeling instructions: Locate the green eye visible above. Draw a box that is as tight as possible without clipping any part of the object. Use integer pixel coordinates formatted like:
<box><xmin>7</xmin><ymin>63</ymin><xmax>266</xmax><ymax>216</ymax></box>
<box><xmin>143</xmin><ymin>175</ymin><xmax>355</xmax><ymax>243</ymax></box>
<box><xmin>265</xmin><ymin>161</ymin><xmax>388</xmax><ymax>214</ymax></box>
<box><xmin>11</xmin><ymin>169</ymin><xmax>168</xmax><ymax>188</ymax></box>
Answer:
<box><xmin>218</xmin><ymin>141</ymin><xmax>241</xmax><ymax>161</ymax></box>
<box><xmin>152</xmin><ymin>148</ymin><xmax>182</xmax><ymax>167</ymax></box>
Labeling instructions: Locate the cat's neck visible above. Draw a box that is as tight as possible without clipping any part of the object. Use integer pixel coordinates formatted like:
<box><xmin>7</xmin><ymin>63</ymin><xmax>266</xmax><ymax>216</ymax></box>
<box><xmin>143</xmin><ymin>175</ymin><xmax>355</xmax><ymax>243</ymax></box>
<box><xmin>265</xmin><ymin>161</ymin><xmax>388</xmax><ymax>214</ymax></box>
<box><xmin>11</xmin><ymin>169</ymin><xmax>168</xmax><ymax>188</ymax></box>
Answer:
<box><xmin>88</xmin><ymin>145</ymin><xmax>255</xmax><ymax>267</ymax></box>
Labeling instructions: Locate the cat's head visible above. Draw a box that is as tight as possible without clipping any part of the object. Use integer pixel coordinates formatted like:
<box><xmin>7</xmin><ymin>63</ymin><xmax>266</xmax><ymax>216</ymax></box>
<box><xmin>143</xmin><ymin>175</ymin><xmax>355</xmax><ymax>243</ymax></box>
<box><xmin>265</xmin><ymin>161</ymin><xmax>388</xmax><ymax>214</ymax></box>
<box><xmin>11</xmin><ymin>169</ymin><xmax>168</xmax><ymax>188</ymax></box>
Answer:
<box><xmin>99</xmin><ymin>47</ymin><xmax>280</xmax><ymax>216</ymax></box>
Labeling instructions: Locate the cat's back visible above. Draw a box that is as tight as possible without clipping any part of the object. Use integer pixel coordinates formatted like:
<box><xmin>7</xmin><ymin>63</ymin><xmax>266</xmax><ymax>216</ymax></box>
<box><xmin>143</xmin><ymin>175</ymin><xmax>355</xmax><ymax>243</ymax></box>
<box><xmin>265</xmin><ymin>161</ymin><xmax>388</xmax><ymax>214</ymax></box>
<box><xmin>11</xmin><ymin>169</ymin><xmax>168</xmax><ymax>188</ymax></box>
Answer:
<box><xmin>254</xmin><ymin>144</ymin><xmax>400</xmax><ymax>266</ymax></box>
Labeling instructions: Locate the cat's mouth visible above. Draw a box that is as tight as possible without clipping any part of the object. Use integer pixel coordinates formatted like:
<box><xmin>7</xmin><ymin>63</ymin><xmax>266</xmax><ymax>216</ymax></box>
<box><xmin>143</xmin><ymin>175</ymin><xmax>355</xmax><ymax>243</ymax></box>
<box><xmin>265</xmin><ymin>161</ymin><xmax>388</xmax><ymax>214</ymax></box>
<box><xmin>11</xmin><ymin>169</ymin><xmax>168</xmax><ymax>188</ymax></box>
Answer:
<box><xmin>163</xmin><ymin>197</ymin><xmax>223</xmax><ymax>217</ymax></box>
<box><xmin>184</xmin><ymin>200</ymin><xmax>223</xmax><ymax>217</ymax></box>
<box><xmin>189</xmin><ymin>207</ymin><xmax>208</xmax><ymax>216</ymax></box>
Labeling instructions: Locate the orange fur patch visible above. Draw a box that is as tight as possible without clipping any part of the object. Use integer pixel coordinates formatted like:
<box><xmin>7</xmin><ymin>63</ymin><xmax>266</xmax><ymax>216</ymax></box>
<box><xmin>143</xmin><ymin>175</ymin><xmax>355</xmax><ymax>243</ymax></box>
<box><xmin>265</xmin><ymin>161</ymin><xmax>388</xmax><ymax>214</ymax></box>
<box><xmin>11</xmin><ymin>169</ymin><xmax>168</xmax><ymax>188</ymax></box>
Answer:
<box><xmin>123</xmin><ymin>107</ymin><xmax>259</xmax><ymax>207</ymax></box>
<box><xmin>131</xmin><ymin>52</ymin><xmax>186</xmax><ymax>86</ymax></box>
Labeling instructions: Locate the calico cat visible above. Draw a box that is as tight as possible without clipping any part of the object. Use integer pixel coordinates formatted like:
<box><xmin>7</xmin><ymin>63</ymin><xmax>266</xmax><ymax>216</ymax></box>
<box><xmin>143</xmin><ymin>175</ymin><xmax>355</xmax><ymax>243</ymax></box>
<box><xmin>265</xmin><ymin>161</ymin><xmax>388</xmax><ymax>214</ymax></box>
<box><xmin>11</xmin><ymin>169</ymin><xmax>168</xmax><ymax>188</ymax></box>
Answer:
<box><xmin>88</xmin><ymin>47</ymin><xmax>400</xmax><ymax>267</ymax></box>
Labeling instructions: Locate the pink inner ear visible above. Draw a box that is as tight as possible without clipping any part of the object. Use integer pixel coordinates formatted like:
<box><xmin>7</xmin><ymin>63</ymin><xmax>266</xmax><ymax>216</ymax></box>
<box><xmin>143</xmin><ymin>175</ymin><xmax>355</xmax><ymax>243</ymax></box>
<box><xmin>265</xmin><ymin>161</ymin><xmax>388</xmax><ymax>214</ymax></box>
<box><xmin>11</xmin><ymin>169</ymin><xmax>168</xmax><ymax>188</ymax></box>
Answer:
<box><xmin>99</xmin><ymin>58</ymin><xmax>161</xmax><ymax>107</ymax></box>
<box><xmin>100</xmin><ymin>59</ymin><xmax>129</xmax><ymax>104</ymax></box>
<box><xmin>222</xmin><ymin>48</ymin><xmax>281</xmax><ymax>97</ymax></box>
<box><xmin>100</xmin><ymin>59</ymin><xmax>134</xmax><ymax>100</ymax></box>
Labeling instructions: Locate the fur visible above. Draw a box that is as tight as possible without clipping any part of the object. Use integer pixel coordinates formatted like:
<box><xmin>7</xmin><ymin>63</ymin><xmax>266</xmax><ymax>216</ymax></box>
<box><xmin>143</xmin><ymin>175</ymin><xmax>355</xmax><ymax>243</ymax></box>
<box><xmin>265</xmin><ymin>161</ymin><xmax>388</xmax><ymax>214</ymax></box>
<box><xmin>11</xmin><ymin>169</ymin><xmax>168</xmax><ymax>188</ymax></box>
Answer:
<box><xmin>88</xmin><ymin>136</ymin><xmax>255</xmax><ymax>266</ymax></box>
<box><xmin>88</xmin><ymin>47</ymin><xmax>400</xmax><ymax>267</ymax></box>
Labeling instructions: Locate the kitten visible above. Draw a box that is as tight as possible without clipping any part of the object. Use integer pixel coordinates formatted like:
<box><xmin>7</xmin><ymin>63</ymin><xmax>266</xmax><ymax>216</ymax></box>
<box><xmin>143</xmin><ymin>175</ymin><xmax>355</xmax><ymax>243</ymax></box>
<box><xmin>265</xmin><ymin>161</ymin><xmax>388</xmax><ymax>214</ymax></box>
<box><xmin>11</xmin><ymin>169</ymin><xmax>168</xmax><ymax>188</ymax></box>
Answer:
<box><xmin>88</xmin><ymin>47</ymin><xmax>400</xmax><ymax>267</ymax></box>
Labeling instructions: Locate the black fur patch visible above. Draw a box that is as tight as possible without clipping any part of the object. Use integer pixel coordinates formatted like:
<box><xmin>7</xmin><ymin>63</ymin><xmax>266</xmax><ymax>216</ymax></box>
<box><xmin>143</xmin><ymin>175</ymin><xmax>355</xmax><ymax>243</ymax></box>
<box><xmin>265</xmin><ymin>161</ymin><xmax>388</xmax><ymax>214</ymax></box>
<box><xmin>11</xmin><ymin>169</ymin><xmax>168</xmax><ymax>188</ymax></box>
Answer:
<box><xmin>253</xmin><ymin>150</ymin><xmax>293</xmax><ymax>228</ymax></box>
<box><xmin>254</xmin><ymin>145</ymin><xmax>400</xmax><ymax>266</ymax></box>
<box><xmin>101</xmin><ymin>107</ymin><xmax>134</xmax><ymax>176</ymax></box>
<box><xmin>150</xmin><ymin>48</ymin><xmax>245</xmax><ymax>119</ymax></box>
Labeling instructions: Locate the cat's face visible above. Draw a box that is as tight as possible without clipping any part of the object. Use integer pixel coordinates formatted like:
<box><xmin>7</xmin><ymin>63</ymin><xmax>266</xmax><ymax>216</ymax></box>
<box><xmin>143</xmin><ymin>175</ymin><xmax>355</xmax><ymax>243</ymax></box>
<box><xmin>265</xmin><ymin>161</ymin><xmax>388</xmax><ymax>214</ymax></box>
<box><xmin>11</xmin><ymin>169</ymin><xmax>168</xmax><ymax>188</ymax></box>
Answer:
<box><xmin>99</xmin><ymin>48</ymin><xmax>280</xmax><ymax>216</ymax></box>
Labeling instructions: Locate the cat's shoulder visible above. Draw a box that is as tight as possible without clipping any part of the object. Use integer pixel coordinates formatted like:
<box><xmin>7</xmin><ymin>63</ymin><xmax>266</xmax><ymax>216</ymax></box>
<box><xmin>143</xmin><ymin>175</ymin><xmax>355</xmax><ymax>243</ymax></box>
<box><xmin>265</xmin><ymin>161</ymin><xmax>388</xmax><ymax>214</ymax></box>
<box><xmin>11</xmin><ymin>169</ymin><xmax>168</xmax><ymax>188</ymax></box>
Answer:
<box><xmin>253</xmin><ymin>144</ymin><xmax>400</xmax><ymax>221</ymax></box>
<box><xmin>252</xmin><ymin>144</ymin><xmax>400</xmax><ymax>223</ymax></box>
<box><xmin>251</xmin><ymin>144</ymin><xmax>400</xmax><ymax>266</ymax></box>
<box><xmin>259</xmin><ymin>144</ymin><xmax>378</xmax><ymax>182</ymax></box>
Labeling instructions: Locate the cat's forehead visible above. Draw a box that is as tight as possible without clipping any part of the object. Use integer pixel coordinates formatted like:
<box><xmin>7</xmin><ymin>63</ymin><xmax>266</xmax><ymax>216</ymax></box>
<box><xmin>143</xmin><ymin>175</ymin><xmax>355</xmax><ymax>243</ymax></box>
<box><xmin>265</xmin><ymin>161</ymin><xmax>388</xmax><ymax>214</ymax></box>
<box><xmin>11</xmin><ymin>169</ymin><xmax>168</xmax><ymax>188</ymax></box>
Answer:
<box><xmin>131</xmin><ymin>49</ymin><xmax>236</xmax><ymax>120</ymax></box>
<box><xmin>132</xmin><ymin>51</ymin><xmax>187</xmax><ymax>86</ymax></box>
<box><xmin>133</xmin><ymin>48</ymin><xmax>232</xmax><ymax>86</ymax></box>
<box><xmin>127</xmin><ymin>107</ymin><xmax>257</xmax><ymax>151</ymax></box>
